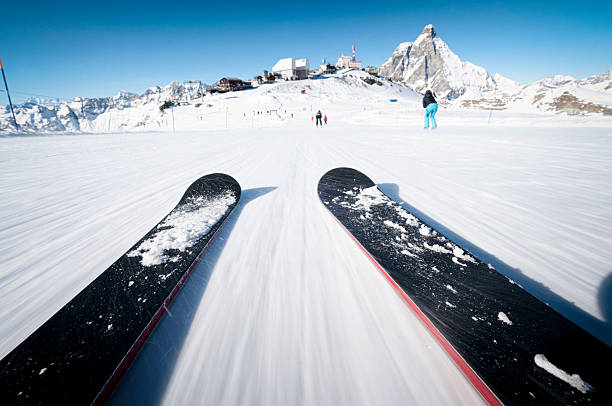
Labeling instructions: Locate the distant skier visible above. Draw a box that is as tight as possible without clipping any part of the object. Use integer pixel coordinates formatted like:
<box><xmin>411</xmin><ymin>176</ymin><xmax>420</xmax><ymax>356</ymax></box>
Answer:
<box><xmin>315</xmin><ymin>110</ymin><xmax>323</xmax><ymax>127</ymax></box>
<box><xmin>422</xmin><ymin>90</ymin><xmax>438</xmax><ymax>129</ymax></box>
<box><xmin>324</xmin><ymin>114</ymin><xmax>328</xmax><ymax>125</ymax></box>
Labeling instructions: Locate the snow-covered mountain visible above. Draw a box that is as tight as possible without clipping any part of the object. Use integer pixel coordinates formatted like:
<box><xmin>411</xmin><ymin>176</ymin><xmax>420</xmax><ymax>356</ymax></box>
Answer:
<box><xmin>379</xmin><ymin>24</ymin><xmax>520</xmax><ymax>101</ymax></box>
<box><xmin>0</xmin><ymin>72</ymin><xmax>419</xmax><ymax>134</ymax></box>
<box><xmin>0</xmin><ymin>81</ymin><xmax>211</xmax><ymax>133</ymax></box>
<box><xmin>379</xmin><ymin>25</ymin><xmax>612</xmax><ymax>116</ymax></box>
<box><xmin>1</xmin><ymin>45</ymin><xmax>611</xmax><ymax>134</ymax></box>
<box><xmin>507</xmin><ymin>70</ymin><xmax>612</xmax><ymax>115</ymax></box>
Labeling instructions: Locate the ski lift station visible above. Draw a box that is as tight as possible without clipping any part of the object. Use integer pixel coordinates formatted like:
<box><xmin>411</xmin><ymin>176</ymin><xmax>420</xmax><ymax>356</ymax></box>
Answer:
<box><xmin>271</xmin><ymin>58</ymin><xmax>310</xmax><ymax>80</ymax></box>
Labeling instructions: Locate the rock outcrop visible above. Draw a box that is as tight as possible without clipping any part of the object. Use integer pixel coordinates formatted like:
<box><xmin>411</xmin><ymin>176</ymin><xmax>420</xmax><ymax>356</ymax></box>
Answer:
<box><xmin>379</xmin><ymin>25</ymin><xmax>517</xmax><ymax>100</ymax></box>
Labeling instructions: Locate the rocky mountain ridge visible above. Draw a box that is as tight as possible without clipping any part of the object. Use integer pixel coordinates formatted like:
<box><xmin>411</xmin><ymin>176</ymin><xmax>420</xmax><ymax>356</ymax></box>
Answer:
<box><xmin>379</xmin><ymin>25</ymin><xmax>519</xmax><ymax>101</ymax></box>
<box><xmin>506</xmin><ymin>70</ymin><xmax>612</xmax><ymax>115</ymax></box>
<box><xmin>0</xmin><ymin>81</ymin><xmax>210</xmax><ymax>132</ymax></box>
<box><xmin>379</xmin><ymin>25</ymin><xmax>611</xmax><ymax>116</ymax></box>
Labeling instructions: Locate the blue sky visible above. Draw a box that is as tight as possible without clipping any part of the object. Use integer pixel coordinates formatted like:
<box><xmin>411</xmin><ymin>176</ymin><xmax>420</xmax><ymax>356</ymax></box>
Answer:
<box><xmin>1</xmin><ymin>0</ymin><xmax>611</xmax><ymax>103</ymax></box>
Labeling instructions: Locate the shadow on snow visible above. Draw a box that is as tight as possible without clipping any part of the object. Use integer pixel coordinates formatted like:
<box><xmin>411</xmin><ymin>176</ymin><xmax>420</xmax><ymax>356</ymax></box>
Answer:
<box><xmin>378</xmin><ymin>183</ymin><xmax>612</xmax><ymax>348</ymax></box>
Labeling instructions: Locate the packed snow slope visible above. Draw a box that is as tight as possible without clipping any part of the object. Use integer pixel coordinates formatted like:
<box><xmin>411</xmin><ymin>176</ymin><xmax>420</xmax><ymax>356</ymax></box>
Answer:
<box><xmin>0</xmin><ymin>71</ymin><xmax>418</xmax><ymax>133</ymax></box>
<box><xmin>1</xmin><ymin>72</ymin><xmax>611</xmax><ymax>405</ymax></box>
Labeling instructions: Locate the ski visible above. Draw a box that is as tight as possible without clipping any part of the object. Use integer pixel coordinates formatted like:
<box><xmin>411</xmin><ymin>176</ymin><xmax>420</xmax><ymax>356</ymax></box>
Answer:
<box><xmin>318</xmin><ymin>167</ymin><xmax>610</xmax><ymax>405</ymax></box>
<box><xmin>0</xmin><ymin>173</ymin><xmax>241</xmax><ymax>405</ymax></box>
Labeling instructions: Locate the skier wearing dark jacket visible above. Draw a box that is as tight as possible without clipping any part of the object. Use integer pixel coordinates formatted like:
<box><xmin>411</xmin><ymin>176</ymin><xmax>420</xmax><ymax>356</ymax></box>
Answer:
<box><xmin>422</xmin><ymin>90</ymin><xmax>438</xmax><ymax>129</ymax></box>
<box><xmin>315</xmin><ymin>110</ymin><xmax>323</xmax><ymax>127</ymax></box>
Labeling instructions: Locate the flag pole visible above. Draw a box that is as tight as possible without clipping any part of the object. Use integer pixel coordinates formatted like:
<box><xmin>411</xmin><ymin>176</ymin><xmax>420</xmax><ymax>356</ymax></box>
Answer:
<box><xmin>0</xmin><ymin>57</ymin><xmax>19</xmax><ymax>130</ymax></box>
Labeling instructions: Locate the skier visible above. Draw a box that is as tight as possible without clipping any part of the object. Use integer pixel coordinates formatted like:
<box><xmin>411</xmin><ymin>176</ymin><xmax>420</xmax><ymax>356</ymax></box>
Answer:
<box><xmin>315</xmin><ymin>110</ymin><xmax>323</xmax><ymax>127</ymax></box>
<box><xmin>324</xmin><ymin>114</ymin><xmax>328</xmax><ymax>125</ymax></box>
<box><xmin>422</xmin><ymin>90</ymin><xmax>438</xmax><ymax>129</ymax></box>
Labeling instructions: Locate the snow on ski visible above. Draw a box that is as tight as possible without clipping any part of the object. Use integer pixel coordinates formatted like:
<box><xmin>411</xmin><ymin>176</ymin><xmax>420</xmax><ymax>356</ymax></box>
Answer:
<box><xmin>0</xmin><ymin>173</ymin><xmax>241</xmax><ymax>405</ymax></box>
<box><xmin>317</xmin><ymin>167</ymin><xmax>610</xmax><ymax>406</ymax></box>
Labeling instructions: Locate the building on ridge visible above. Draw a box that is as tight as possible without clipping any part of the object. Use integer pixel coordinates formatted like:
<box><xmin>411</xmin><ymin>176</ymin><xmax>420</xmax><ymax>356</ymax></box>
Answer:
<box><xmin>217</xmin><ymin>77</ymin><xmax>252</xmax><ymax>92</ymax></box>
<box><xmin>335</xmin><ymin>44</ymin><xmax>362</xmax><ymax>70</ymax></box>
<box><xmin>271</xmin><ymin>58</ymin><xmax>310</xmax><ymax>80</ymax></box>
<box><xmin>318</xmin><ymin>58</ymin><xmax>337</xmax><ymax>74</ymax></box>
<box><xmin>364</xmin><ymin>66</ymin><xmax>379</xmax><ymax>76</ymax></box>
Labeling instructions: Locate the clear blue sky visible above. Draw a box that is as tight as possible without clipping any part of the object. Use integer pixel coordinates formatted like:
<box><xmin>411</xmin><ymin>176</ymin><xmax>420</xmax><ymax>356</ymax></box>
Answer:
<box><xmin>1</xmin><ymin>0</ymin><xmax>611</xmax><ymax>103</ymax></box>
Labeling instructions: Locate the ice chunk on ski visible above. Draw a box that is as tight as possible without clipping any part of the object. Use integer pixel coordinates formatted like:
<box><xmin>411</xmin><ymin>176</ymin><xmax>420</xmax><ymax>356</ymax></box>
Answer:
<box><xmin>424</xmin><ymin>242</ymin><xmax>453</xmax><ymax>254</ymax></box>
<box><xmin>452</xmin><ymin>256</ymin><xmax>467</xmax><ymax>267</ymax></box>
<box><xmin>452</xmin><ymin>246</ymin><xmax>476</xmax><ymax>263</ymax></box>
<box><xmin>534</xmin><ymin>354</ymin><xmax>595</xmax><ymax>394</ymax></box>
<box><xmin>497</xmin><ymin>312</ymin><xmax>513</xmax><ymax>325</ymax></box>
<box><xmin>339</xmin><ymin>185</ymin><xmax>389</xmax><ymax>212</ymax></box>
<box><xmin>419</xmin><ymin>224</ymin><xmax>432</xmax><ymax>236</ymax></box>
<box><xmin>383</xmin><ymin>220</ymin><xmax>406</xmax><ymax>233</ymax></box>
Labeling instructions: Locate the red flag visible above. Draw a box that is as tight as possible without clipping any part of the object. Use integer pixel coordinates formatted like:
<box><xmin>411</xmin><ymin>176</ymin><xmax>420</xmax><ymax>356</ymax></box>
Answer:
<box><xmin>0</xmin><ymin>57</ymin><xmax>3</xmax><ymax>69</ymax></box>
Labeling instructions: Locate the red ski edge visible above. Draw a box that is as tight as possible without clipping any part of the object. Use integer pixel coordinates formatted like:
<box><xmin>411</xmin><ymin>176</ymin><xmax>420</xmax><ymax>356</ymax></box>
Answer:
<box><xmin>330</xmin><ymin>214</ymin><xmax>503</xmax><ymax>406</ymax></box>
<box><xmin>92</xmin><ymin>210</ymin><xmax>235</xmax><ymax>405</ymax></box>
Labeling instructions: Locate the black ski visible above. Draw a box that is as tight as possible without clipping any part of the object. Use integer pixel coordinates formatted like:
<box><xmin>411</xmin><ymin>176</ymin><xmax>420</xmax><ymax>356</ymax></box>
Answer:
<box><xmin>0</xmin><ymin>173</ymin><xmax>241</xmax><ymax>405</ymax></box>
<box><xmin>318</xmin><ymin>167</ymin><xmax>610</xmax><ymax>406</ymax></box>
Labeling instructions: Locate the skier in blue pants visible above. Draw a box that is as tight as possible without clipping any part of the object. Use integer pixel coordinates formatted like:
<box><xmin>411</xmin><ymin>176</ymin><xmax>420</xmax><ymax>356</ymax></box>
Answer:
<box><xmin>423</xmin><ymin>90</ymin><xmax>438</xmax><ymax>129</ymax></box>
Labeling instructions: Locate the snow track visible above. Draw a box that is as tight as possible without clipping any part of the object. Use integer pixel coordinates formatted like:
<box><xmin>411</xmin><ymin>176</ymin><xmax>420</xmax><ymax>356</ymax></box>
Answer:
<box><xmin>1</xmin><ymin>118</ymin><xmax>611</xmax><ymax>404</ymax></box>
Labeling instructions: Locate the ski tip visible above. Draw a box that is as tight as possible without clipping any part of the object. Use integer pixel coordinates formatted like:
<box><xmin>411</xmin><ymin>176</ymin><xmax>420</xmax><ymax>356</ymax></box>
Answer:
<box><xmin>180</xmin><ymin>173</ymin><xmax>242</xmax><ymax>205</ymax></box>
<box><xmin>318</xmin><ymin>168</ymin><xmax>376</xmax><ymax>198</ymax></box>
<box><xmin>320</xmin><ymin>167</ymin><xmax>366</xmax><ymax>179</ymax></box>
<box><xmin>192</xmin><ymin>172</ymin><xmax>240</xmax><ymax>190</ymax></box>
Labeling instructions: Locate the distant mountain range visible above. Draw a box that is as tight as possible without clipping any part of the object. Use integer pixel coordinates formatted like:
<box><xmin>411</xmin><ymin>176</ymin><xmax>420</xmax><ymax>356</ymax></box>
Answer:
<box><xmin>379</xmin><ymin>24</ymin><xmax>612</xmax><ymax>115</ymax></box>
<box><xmin>1</xmin><ymin>26</ymin><xmax>610</xmax><ymax>133</ymax></box>
<box><xmin>0</xmin><ymin>82</ymin><xmax>210</xmax><ymax>133</ymax></box>
<box><xmin>504</xmin><ymin>71</ymin><xmax>612</xmax><ymax>115</ymax></box>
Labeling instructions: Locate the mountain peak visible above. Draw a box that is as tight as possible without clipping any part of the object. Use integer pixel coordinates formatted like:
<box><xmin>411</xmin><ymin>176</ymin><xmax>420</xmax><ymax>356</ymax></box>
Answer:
<box><xmin>379</xmin><ymin>25</ymin><xmax>499</xmax><ymax>100</ymax></box>
<box><xmin>421</xmin><ymin>24</ymin><xmax>436</xmax><ymax>38</ymax></box>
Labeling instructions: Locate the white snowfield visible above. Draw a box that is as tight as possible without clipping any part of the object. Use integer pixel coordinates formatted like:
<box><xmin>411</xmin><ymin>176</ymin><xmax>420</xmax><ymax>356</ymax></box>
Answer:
<box><xmin>1</xmin><ymin>73</ymin><xmax>611</xmax><ymax>405</ymax></box>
